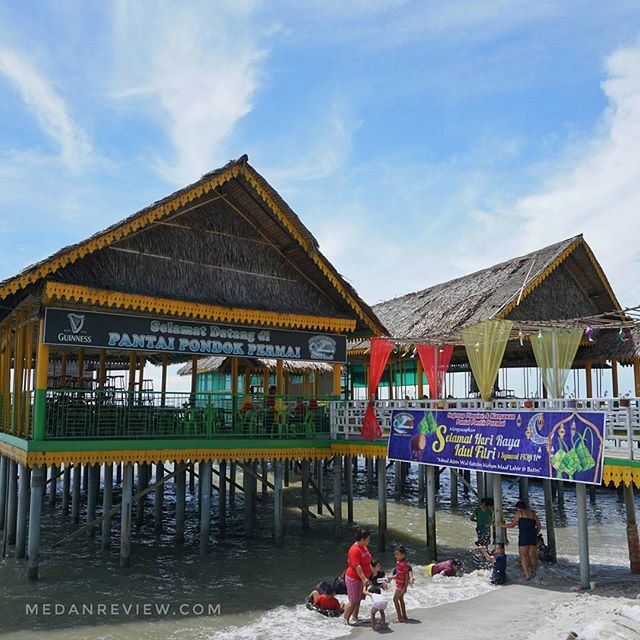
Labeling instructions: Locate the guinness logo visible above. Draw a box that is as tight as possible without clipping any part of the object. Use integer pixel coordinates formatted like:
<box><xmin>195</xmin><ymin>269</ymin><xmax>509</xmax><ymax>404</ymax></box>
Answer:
<box><xmin>68</xmin><ymin>313</ymin><xmax>85</xmax><ymax>334</ymax></box>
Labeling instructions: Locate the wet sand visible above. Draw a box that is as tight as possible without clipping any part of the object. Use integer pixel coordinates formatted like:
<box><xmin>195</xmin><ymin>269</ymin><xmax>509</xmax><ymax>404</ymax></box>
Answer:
<box><xmin>347</xmin><ymin>581</ymin><xmax>640</xmax><ymax>640</ymax></box>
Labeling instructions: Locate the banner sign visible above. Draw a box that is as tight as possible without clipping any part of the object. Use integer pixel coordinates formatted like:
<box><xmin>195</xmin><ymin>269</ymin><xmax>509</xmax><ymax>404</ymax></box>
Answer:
<box><xmin>43</xmin><ymin>308</ymin><xmax>347</xmax><ymax>363</ymax></box>
<box><xmin>388</xmin><ymin>408</ymin><xmax>605</xmax><ymax>485</ymax></box>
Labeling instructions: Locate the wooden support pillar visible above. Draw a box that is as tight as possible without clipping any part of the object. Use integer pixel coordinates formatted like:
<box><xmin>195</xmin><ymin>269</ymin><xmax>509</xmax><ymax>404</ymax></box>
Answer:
<box><xmin>261</xmin><ymin>460</ymin><xmax>268</xmax><ymax>496</ymax></box>
<box><xmin>345</xmin><ymin>455</ymin><xmax>354</xmax><ymax>525</ymax></box>
<box><xmin>120</xmin><ymin>463</ymin><xmax>133</xmax><ymax>568</ymax></box>
<box><xmin>77</xmin><ymin>348</ymin><xmax>84</xmax><ymax>387</ymax></box>
<box><xmin>27</xmin><ymin>465</ymin><xmax>44</xmax><ymax>580</ymax></box>
<box><xmin>284</xmin><ymin>460</ymin><xmax>289</xmax><ymax>487</ymax></box>
<box><xmin>450</xmin><ymin>468</ymin><xmax>458</xmax><ymax>507</ymax></box>
<box><xmin>154</xmin><ymin>463</ymin><xmax>164</xmax><ymax>535</ymax></box>
<box><xmin>87</xmin><ymin>464</ymin><xmax>99</xmax><ymax>537</ymax></box>
<box><xmin>49</xmin><ymin>464</ymin><xmax>58</xmax><ymax>510</ymax></box>
<box><xmin>624</xmin><ymin>483</ymin><xmax>640</xmax><ymax>573</ymax></box>
<box><xmin>199</xmin><ymin>461</ymin><xmax>212</xmax><ymax>555</ymax></box>
<box><xmin>417</xmin><ymin>359</ymin><xmax>424</xmax><ymax>398</ymax></box>
<box><xmin>377</xmin><ymin>457</ymin><xmax>387</xmax><ymax>552</ymax></box>
<box><xmin>128</xmin><ymin>353</ymin><xmax>136</xmax><ymax>393</ymax></box>
<box><xmin>476</xmin><ymin>471</ymin><xmax>485</xmax><ymax>499</ymax></box>
<box><xmin>493</xmin><ymin>474</ymin><xmax>504</xmax><ymax>544</ymax></box>
<box><xmin>316</xmin><ymin>459</ymin><xmax>324</xmax><ymax>513</ymax></box>
<box><xmin>274</xmin><ymin>461</ymin><xmax>284</xmax><ymax>546</ymax></box>
<box><xmin>101</xmin><ymin>463</ymin><xmax>113</xmax><ymax>550</ymax></box>
<box><xmin>542</xmin><ymin>478</ymin><xmax>557</xmax><ymax>562</ymax></box>
<box><xmin>244</xmin><ymin>463</ymin><xmax>253</xmax><ymax>537</ymax></box>
<box><xmin>218</xmin><ymin>460</ymin><xmax>227</xmax><ymax>538</ymax></box>
<box><xmin>262</xmin><ymin>368</ymin><xmax>269</xmax><ymax>393</ymax></box>
<box><xmin>332</xmin><ymin>364</ymin><xmax>341</xmax><ymax>398</ymax></box>
<box><xmin>276</xmin><ymin>360</ymin><xmax>284</xmax><ymax>395</ymax></box>
<box><xmin>301</xmin><ymin>459</ymin><xmax>310</xmax><ymax>531</ymax></box>
<box><xmin>116</xmin><ymin>463</ymin><xmax>122</xmax><ymax>485</ymax></box>
<box><xmin>60</xmin><ymin>352</ymin><xmax>67</xmax><ymax>388</ymax></box>
<box><xmin>190</xmin><ymin>355</ymin><xmax>198</xmax><ymax>397</ymax></box>
<box><xmin>576</xmin><ymin>483</ymin><xmax>591</xmax><ymax>589</ymax></box>
<box><xmin>334</xmin><ymin>455</ymin><xmax>342</xmax><ymax>539</ymax></box>
<box><xmin>585</xmin><ymin>362</ymin><xmax>593</xmax><ymax>399</ymax></box>
<box><xmin>161</xmin><ymin>354</ymin><xmax>168</xmax><ymax>406</ymax></box>
<box><xmin>388</xmin><ymin>362</ymin><xmax>394</xmax><ymax>400</ymax></box>
<box><xmin>634</xmin><ymin>358</ymin><xmax>640</xmax><ymax>397</ymax></box>
<box><xmin>426</xmin><ymin>465</ymin><xmax>437</xmax><ymax>562</ymax></box>
<box><xmin>6</xmin><ymin>460</ymin><xmax>17</xmax><ymax>544</ymax></box>
<box><xmin>366</xmin><ymin>457</ymin><xmax>374</xmax><ymax>499</ymax></box>
<box><xmin>98</xmin><ymin>349</ymin><xmax>107</xmax><ymax>389</ymax></box>
<box><xmin>15</xmin><ymin>464</ymin><xmax>30</xmax><ymax>559</ymax></box>
<box><xmin>418</xmin><ymin>466</ymin><xmax>425</xmax><ymax>505</ymax></box>
<box><xmin>71</xmin><ymin>465</ymin><xmax>81</xmax><ymax>524</ymax></box>
<box><xmin>32</xmin><ymin>318</ymin><xmax>49</xmax><ymax>440</ymax></box>
<box><xmin>612</xmin><ymin>360</ymin><xmax>619</xmax><ymax>398</ymax></box>
<box><xmin>556</xmin><ymin>480</ymin><xmax>565</xmax><ymax>507</ymax></box>
<box><xmin>175</xmin><ymin>462</ymin><xmax>186</xmax><ymax>543</ymax></box>
<box><xmin>136</xmin><ymin>463</ymin><xmax>148</xmax><ymax>527</ymax></box>
<box><xmin>519</xmin><ymin>477</ymin><xmax>529</xmax><ymax>504</ymax></box>
<box><xmin>228</xmin><ymin>462</ymin><xmax>236</xmax><ymax>505</ymax></box>
<box><xmin>0</xmin><ymin>456</ymin><xmax>7</xmax><ymax>530</ymax></box>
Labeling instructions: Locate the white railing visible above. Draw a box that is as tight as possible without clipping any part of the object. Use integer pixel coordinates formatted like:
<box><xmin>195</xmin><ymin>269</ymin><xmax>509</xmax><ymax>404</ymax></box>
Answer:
<box><xmin>328</xmin><ymin>397</ymin><xmax>640</xmax><ymax>460</ymax></box>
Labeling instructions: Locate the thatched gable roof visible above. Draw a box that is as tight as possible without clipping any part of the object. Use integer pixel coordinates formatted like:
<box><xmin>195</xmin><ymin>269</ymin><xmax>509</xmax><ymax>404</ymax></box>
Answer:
<box><xmin>0</xmin><ymin>156</ymin><xmax>384</xmax><ymax>336</ymax></box>
<box><xmin>177</xmin><ymin>356</ymin><xmax>333</xmax><ymax>376</ymax></box>
<box><xmin>350</xmin><ymin>235</ymin><xmax>621</xmax><ymax>352</ymax></box>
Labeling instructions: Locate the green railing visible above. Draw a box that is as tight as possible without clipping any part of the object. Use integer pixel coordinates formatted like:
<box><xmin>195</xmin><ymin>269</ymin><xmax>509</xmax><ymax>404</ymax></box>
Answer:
<box><xmin>42</xmin><ymin>390</ymin><xmax>333</xmax><ymax>440</ymax></box>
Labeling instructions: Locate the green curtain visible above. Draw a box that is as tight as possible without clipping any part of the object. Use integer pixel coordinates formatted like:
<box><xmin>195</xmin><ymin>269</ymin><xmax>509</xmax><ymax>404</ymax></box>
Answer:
<box><xmin>461</xmin><ymin>320</ymin><xmax>513</xmax><ymax>401</ymax></box>
<box><xmin>530</xmin><ymin>328</ymin><xmax>583</xmax><ymax>398</ymax></box>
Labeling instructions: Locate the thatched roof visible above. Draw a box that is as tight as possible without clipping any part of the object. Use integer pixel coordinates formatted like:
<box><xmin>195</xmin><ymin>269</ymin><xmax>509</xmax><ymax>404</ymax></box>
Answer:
<box><xmin>0</xmin><ymin>156</ymin><xmax>384</xmax><ymax>337</ymax></box>
<box><xmin>350</xmin><ymin>235</ymin><xmax>631</xmax><ymax>366</ymax></box>
<box><xmin>177</xmin><ymin>356</ymin><xmax>333</xmax><ymax>376</ymax></box>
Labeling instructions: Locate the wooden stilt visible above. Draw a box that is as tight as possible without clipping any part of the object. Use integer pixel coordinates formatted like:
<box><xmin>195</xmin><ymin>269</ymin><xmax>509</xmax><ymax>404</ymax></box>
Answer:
<box><xmin>49</xmin><ymin>464</ymin><xmax>58</xmax><ymax>510</ymax></box>
<box><xmin>82</xmin><ymin>464</ymin><xmax>88</xmax><ymax>495</ymax></box>
<box><xmin>316</xmin><ymin>459</ymin><xmax>324</xmax><ymax>514</ymax></box>
<box><xmin>394</xmin><ymin>461</ymin><xmax>402</xmax><ymax>497</ymax></box>
<box><xmin>418</xmin><ymin>466</ymin><xmax>425</xmax><ymax>506</ymax></box>
<box><xmin>576</xmin><ymin>483</ymin><xmax>591</xmax><ymax>589</ymax></box>
<box><xmin>261</xmin><ymin>460</ymin><xmax>268</xmax><ymax>496</ymax></box>
<box><xmin>244</xmin><ymin>463</ymin><xmax>253</xmax><ymax>537</ymax></box>
<box><xmin>6</xmin><ymin>460</ymin><xmax>17</xmax><ymax>544</ymax></box>
<box><xmin>377</xmin><ymin>457</ymin><xmax>387</xmax><ymax>552</ymax></box>
<box><xmin>116</xmin><ymin>463</ymin><xmax>122</xmax><ymax>485</ymax></box>
<box><xmin>476</xmin><ymin>471</ymin><xmax>485</xmax><ymax>499</ymax></box>
<box><xmin>27</xmin><ymin>465</ymin><xmax>44</xmax><ymax>580</ymax></box>
<box><xmin>101</xmin><ymin>463</ymin><xmax>113</xmax><ymax>550</ymax></box>
<box><xmin>624</xmin><ymin>483</ymin><xmax>640</xmax><ymax>573</ymax></box>
<box><xmin>493</xmin><ymin>474</ymin><xmax>504</xmax><ymax>544</ymax></box>
<box><xmin>87</xmin><ymin>464</ymin><xmax>99</xmax><ymax>537</ymax></box>
<box><xmin>0</xmin><ymin>456</ymin><xmax>7</xmax><ymax>530</ymax></box>
<box><xmin>334</xmin><ymin>455</ymin><xmax>342</xmax><ymax>539</ymax></box>
<box><xmin>15</xmin><ymin>464</ymin><xmax>30</xmax><ymax>559</ymax></box>
<box><xmin>274</xmin><ymin>461</ymin><xmax>284</xmax><ymax>546</ymax></box>
<box><xmin>542</xmin><ymin>479</ymin><xmax>557</xmax><ymax>562</ymax></box>
<box><xmin>284</xmin><ymin>460</ymin><xmax>289</xmax><ymax>487</ymax></box>
<box><xmin>136</xmin><ymin>463</ymin><xmax>148</xmax><ymax>527</ymax></box>
<box><xmin>229</xmin><ymin>462</ymin><xmax>236</xmax><ymax>505</ymax></box>
<box><xmin>71</xmin><ymin>466</ymin><xmax>81</xmax><ymax>524</ymax></box>
<box><xmin>346</xmin><ymin>455</ymin><xmax>354</xmax><ymax>525</ymax></box>
<box><xmin>218</xmin><ymin>460</ymin><xmax>227</xmax><ymax>538</ymax></box>
<box><xmin>200</xmin><ymin>461</ymin><xmax>212</xmax><ymax>556</ymax></box>
<box><xmin>154</xmin><ymin>463</ymin><xmax>164</xmax><ymax>535</ymax></box>
<box><xmin>519</xmin><ymin>477</ymin><xmax>529</xmax><ymax>504</ymax></box>
<box><xmin>175</xmin><ymin>462</ymin><xmax>186</xmax><ymax>544</ymax></box>
<box><xmin>366</xmin><ymin>457</ymin><xmax>374</xmax><ymax>499</ymax></box>
<box><xmin>450</xmin><ymin>468</ymin><xmax>458</xmax><ymax>507</ymax></box>
<box><xmin>62</xmin><ymin>465</ymin><xmax>71</xmax><ymax>516</ymax></box>
<box><xmin>426</xmin><ymin>465</ymin><xmax>437</xmax><ymax>562</ymax></box>
<box><xmin>301</xmin><ymin>459</ymin><xmax>310</xmax><ymax>531</ymax></box>
<box><xmin>557</xmin><ymin>480</ymin><xmax>565</xmax><ymax>507</ymax></box>
<box><xmin>189</xmin><ymin>460</ymin><xmax>195</xmax><ymax>494</ymax></box>
<box><xmin>120</xmin><ymin>463</ymin><xmax>133</xmax><ymax>568</ymax></box>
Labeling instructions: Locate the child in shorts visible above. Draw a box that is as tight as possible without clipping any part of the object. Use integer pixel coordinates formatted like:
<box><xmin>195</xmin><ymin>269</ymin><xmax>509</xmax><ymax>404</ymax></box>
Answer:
<box><xmin>392</xmin><ymin>545</ymin><xmax>410</xmax><ymax>622</ymax></box>
<box><xmin>364</xmin><ymin>582</ymin><xmax>388</xmax><ymax>630</ymax></box>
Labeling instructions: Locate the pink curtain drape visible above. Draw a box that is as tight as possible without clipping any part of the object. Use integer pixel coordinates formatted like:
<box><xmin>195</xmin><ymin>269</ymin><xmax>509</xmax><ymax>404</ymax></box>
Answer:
<box><xmin>361</xmin><ymin>337</ymin><xmax>394</xmax><ymax>440</ymax></box>
<box><xmin>416</xmin><ymin>344</ymin><xmax>454</xmax><ymax>399</ymax></box>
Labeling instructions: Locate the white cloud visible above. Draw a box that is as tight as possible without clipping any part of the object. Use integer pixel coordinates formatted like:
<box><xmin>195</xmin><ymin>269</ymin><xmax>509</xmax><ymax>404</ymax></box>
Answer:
<box><xmin>111</xmin><ymin>1</ymin><xmax>265</xmax><ymax>184</ymax></box>
<box><xmin>449</xmin><ymin>42</ymin><xmax>640</xmax><ymax>306</ymax></box>
<box><xmin>0</xmin><ymin>48</ymin><xmax>93</xmax><ymax>171</ymax></box>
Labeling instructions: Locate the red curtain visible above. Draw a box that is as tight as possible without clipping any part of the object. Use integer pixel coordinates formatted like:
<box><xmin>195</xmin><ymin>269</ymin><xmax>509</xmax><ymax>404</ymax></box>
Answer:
<box><xmin>361</xmin><ymin>337</ymin><xmax>394</xmax><ymax>440</ymax></box>
<box><xmin>416</xmin><ymin>344</ymin><xmax>454</xmax><ymax>399</ymax></box>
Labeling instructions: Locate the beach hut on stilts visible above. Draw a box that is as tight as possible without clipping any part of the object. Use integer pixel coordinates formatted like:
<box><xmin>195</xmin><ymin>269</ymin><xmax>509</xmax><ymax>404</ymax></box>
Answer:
<box><xmin>0</xmin><ymin>155</ymin><xmax>385</xmax><ymax>579</ymax></box>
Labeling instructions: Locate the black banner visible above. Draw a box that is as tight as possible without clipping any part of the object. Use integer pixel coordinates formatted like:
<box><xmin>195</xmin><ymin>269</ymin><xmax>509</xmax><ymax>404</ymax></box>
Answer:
<box><xmin>43</xmin><ymin>308</ymin><xmax>347</xmax><ymax>363</ymax></box>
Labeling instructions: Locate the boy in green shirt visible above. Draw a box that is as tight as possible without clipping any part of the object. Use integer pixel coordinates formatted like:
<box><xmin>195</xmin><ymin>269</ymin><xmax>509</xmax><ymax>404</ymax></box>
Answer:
<box><xmin>471</xmin><ymin>498</ymin><xmax>494</xmax><ymax>544</ymax></box>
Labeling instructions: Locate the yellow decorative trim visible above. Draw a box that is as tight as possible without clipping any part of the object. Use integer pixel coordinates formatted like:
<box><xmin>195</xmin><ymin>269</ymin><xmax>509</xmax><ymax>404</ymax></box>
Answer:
<box><xmin>331</xmin><ymin>443</ymin><xmax>387</xmax><ymax>458</ymax></box>
<box><xmin>603</xmin><ymin>464</ymin><xmax>640</xmax><ymax>489</ymax></box>
<box><xmin>242</xmin><ymin>167</ymin><xmax>381</xmax><ymax>335</ymax></box>
<box><xmin>0</xmin><ymin>165</ymin><xmax>243</xmax><ymax>300</ymax></box>
<box><xmin>43</xmin><ymin>282</ymin><xmax>356</xmax><ymax>333</ymax></box>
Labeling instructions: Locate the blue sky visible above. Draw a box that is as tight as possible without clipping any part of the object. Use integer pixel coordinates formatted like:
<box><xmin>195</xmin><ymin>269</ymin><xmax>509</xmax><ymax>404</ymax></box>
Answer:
<box><xmin>1</xmin><ymin>1</ymin><xmax>640</xmax><ymax>312</ymax></box>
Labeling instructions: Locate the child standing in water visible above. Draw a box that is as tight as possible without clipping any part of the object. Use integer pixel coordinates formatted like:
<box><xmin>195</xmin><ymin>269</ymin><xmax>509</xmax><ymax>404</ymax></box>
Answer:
<box><xmin>471</xmin><ymin>498</ymin><xmax>494</xmax><ymax>544</ymax></box>
<box><xmin>392</xmin><ymin>546</ymin><xmax>410</xmax><ymax>623</ymax></box>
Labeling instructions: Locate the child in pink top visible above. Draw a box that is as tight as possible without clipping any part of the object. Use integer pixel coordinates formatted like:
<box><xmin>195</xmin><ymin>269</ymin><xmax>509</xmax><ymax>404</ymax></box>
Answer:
<box><xmin>392</xmin><ymin>546</ymin><xmax>410</xmax><ymax>622</ymax></box>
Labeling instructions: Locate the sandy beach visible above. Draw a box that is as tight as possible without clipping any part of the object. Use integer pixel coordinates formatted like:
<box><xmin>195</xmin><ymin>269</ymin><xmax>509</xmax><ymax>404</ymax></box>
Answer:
<box><xmin>346</xmin><ymin>580</ymin><xmax>640</xmax><ymax>640</ymax></box>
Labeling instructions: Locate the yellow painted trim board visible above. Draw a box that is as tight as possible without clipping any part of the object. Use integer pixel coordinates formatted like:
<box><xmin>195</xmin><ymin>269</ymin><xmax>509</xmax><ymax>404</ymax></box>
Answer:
<box><xmin>43</xmin><ymin>282</ymin><xmax>356</xmax><ymax>333</ymax></box>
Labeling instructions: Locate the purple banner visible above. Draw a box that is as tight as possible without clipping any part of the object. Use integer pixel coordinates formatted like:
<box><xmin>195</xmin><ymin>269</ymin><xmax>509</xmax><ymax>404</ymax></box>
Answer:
<box><xmin>387</xmin><ymin>409</ymin><xmax>606</xmax><ymax>485</ymax></box>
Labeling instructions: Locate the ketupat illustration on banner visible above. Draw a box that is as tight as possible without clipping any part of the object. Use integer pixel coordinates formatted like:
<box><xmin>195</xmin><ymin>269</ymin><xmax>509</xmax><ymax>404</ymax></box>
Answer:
<box><xmin>388</xmin><ymin>409</ymin><xmax>606</xmax><ymax>485</ymax></box>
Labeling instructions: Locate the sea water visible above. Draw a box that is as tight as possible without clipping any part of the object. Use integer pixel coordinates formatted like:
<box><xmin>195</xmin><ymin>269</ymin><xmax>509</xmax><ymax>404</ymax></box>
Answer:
<box><xmin>0</xmin><ymin>465</ymin><xmax>637</xmax><ymax>639</ymax></box>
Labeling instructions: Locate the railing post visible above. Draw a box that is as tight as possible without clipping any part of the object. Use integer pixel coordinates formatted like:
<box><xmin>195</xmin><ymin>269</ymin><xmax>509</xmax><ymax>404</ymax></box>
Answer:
<box><xmin>627</xmin><ymin>406</ymin><xmax>634</xmax><ymax>461</ymax></box>
<box><xmin>32</xmin><ymin>318</ymin><xmax>49</xmax><ymax>441</ymax></box>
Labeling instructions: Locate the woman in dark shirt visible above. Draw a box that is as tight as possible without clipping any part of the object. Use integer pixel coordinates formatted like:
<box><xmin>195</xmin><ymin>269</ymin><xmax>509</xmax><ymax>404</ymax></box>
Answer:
<box><xmin>499</xmin><ymin>501</ymin><xmax>541</xmax><ymax>580</ymax></box>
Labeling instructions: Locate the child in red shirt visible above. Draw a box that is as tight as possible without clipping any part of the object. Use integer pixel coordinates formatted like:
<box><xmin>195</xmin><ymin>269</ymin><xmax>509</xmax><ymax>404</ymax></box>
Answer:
<box><xmin>392</xmin><ymin>546</ymin><xmax>410</xmax><ymax>622</ymax></box>
<box><xmin>306</xmin><ymin>585</ymin><xmax>343</xmax><ymax>615</ymax></box>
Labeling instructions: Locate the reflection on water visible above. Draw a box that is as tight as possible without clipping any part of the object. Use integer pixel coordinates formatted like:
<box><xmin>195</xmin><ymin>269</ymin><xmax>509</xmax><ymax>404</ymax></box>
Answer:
<box><xmin>0</xmin><ymin>464</ymin><xmax>637</xmax><ymax>639</ymax></box>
